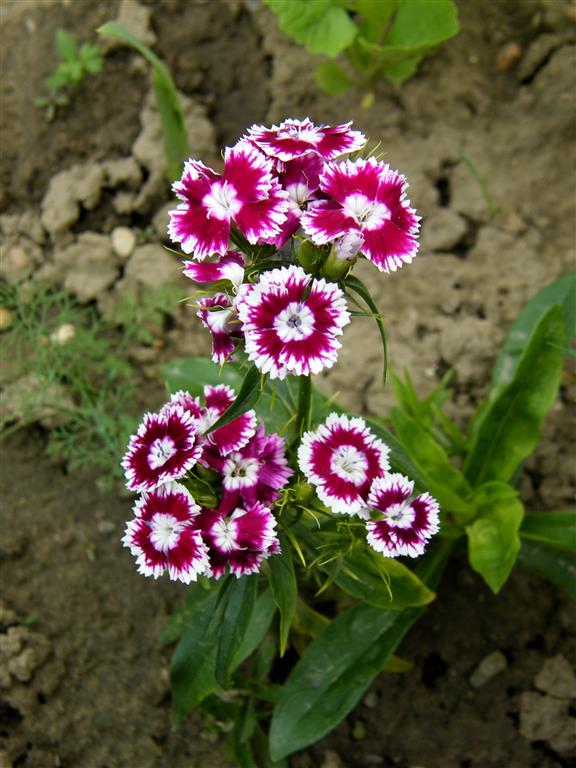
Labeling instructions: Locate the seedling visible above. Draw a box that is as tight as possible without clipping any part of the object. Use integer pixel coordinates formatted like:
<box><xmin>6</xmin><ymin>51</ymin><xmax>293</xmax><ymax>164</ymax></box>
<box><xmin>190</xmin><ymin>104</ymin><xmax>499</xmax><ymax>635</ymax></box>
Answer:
<box><xmin>35</xmin><ymin>28</ymin><xmax>103</xmax><ymax>121</ymax></box>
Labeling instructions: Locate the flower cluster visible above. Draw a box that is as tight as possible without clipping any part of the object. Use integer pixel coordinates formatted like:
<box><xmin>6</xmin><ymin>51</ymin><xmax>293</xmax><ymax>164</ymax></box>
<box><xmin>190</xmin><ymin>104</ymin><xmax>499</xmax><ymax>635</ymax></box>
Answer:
<box><xmin>121</xmin><ymin>385</ymin><xmax>292</xmax><ymax>582</ymax></box>
<box><xmin>168</xmin><ymin>118</ymin><xmax>420</xmax><ymax>379</ymax></box>
<box><xmin>298</xmin><ymin>413</ymin><xmax>439</xmax><ymax>557</ymax></box>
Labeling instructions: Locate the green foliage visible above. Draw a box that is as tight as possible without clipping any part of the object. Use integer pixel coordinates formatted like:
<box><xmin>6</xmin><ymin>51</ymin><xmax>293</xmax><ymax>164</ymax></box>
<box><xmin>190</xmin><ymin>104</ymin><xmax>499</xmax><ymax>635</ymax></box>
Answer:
<box><xmin>0</xmin><ymin>283</ymin><xmax>175</xmax><ymax>489</ymax></box>
<box><xmin>268</xmin><ymin>538</ymin><xmax>297</xmax><ymax>656</ymax></box>
<box><xmin>264</xmin><ymin>0</ymin><xmax>459</xmax><ymax>93</ymax></box>
<box><xmin>98</xmin><ymin>21</ymin><xmax>189</xmax><ymax>181</ymax></box>
<box><xmin>35</xmin><ymin>28</ymin><xmax>103</xmax><ymax>121</ymax></box>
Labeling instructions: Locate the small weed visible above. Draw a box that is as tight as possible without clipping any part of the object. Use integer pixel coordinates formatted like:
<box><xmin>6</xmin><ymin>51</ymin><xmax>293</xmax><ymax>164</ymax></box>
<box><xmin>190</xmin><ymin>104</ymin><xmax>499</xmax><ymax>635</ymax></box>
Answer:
<box><xmin>0</xmin><ymin>282</ymin><xmax>180</xmax><ymax>490</ymax></box>
<box><xmin>35</xmin><ymin>28</ymin><xmax>103</xmax><ymax>121</ymax></box>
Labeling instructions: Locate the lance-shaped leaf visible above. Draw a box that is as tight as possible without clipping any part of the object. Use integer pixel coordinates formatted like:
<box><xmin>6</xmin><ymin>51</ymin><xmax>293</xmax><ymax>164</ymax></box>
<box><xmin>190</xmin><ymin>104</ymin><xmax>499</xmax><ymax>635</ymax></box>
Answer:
<box><xmin>269</xmin><ymin>538</ymin><xmax>297</xmax><ymax>656</ymax></box>
<box><xmin>207</xmin><ymin>364</ymin><xmax>262</xmax><ymax>435</ymax></box>
<box><xmin>216</xmin><ymin>574</ymin><xmax>259</xmax><ymax>687</ymax></box>
<box><xmin>98</xmin><ymin>21</ymin><xmax>188</xmax><ymax>181</ymax></box>
<box><xmin>471</xmin><ymin>273</ymin><xmax>575</xmax><ymax>436</ymax></box>
<box><xmin>520</xmin><ymin>511</ymin><xmax>576</xmax><ymax>552</ymax></box>
<box><xmin>269</xmin><ymin>540</ymin><xmax>452</xmax><ymax>760</ymax></box>
<box><xmin>464</xmin><ymin>305</ymin><xmax>565</xmax><ymax>486</ymax></box>
<box><xmin>345</xmin><ymin>274</ymin><xmax>388</xmax><ymax>387</ymax></box>
<box><xmin>466</xmin><ymin>482</ymin><xmax>524</xmax><ymax>594</ymax></box>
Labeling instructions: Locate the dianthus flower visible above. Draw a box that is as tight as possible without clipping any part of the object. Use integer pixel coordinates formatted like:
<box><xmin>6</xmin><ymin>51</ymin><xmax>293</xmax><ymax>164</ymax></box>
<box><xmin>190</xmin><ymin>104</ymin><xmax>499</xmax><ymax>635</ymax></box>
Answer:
<box><xmin>163</xmin><ymin>385</ymin><xmax>258</xmax><ymax>458</ymax></box>
<box><xmin>247</xmin><ymin>118</ymin><xmax>366</xmax><ymax>162</ymax></box>
<box><xmin>122</xmin><ymin>406</ymin><xmax>203</xmax><ymax>492</ymax></box>
<box><xmin>366</xmin><ymin>474</ymin><xmax>440</xmax><ymax>558</ymax></box>
<box><xmin>197</xmin><ymin>503</ymin><xmax>280</xmax><ymax>579</ymax></box>
<box><xmin>168</xmin><ymin>143</ymin><xmax>289</xmax><ymax>260</ymax></box>
<box><xmin>298</xmin><ymin>413</ymin><xmax>390</xmax><ymax>517</ymax></box>
<box><xmin>302</xmin><ymin>157</ymin><xmax>420</xmax><ymax>273</ymax></box>
<box><xmin>236</xmin><ymin>265</ymin><xmax>350</xmax><ymax>379</ymax></box>
<box><xmin>205</xmin><ymin>424</ymin><xmax>293</xmax><ymax>511</ymax></box>
<box><xmin>122</xmin><ymin>483</ymin><xmax>209</xmax><ymax>583</ymax></box>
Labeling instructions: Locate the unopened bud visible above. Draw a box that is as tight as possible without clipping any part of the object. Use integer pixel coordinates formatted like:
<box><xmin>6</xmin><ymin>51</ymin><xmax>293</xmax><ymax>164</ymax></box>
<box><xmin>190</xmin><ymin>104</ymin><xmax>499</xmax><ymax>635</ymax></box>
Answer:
<box><xmin>297</xmin><ymin>239</ymin><xmax>326</xmax><ymax>275</ymax></box>
<box><xmin>334</xmin><ymin>231</ymin><xmax>365</xmax><ymax>262</ymax></box>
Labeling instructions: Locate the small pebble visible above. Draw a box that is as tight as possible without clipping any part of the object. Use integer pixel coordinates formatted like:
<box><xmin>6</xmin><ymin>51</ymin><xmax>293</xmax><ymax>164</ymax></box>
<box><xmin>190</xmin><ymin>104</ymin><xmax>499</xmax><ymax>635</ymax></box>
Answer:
<box><xmin>469</xmin><ymin>650</ymin><xmax>508</xmax><ymax>688</ymax></box>
<box><xmin>50</xmin><ymin>323</ymin><xmax>76</xmax><ymax>345</ymax></box>
<box><xmin>111</xmin><ymin>226</ymin><xmax>137</xmax><ymax>258</ymax></box>
<box><xmin>534</xmin><ymin>655</ymin><xmax>576</xmax><ymax>700</ymax></box>
<box><xmin>8</xmin><ymin>245</ymin><xmax>31</xmax><ymax>269</ymax></box>
<box><xmin>496</xmin><ymin>41</ymin><xmax>521</xmax><ymax>72</ymax></box>
<box><xmin>0</xmin><ymin>307</ymin><xmax>13</xmax><ymax>332</ymax></box>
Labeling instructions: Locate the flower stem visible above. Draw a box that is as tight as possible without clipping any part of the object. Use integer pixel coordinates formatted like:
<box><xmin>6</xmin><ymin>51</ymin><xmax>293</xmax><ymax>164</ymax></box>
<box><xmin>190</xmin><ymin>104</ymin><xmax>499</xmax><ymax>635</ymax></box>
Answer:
<box><xmin>295</xmin><ymin>374</ymin><xmax>312</xmax><ymax>437</ymax></box>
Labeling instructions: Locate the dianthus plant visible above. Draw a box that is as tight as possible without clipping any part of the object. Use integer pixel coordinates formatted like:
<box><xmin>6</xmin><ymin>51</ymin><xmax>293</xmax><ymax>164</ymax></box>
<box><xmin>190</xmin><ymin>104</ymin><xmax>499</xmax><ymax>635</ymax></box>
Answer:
<box><xmin>120</xmin><ymin>118</ymin><xmax>573</xmax><ymax>764</ymax></box>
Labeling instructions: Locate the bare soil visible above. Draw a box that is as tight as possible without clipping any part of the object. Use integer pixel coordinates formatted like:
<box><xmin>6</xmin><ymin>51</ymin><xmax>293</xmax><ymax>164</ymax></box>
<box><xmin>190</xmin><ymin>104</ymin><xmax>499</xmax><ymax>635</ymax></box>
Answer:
<box><xmin>1</xmin><ymin>1</ymin><xmax>575</xmax><ymax>767</ymax></box>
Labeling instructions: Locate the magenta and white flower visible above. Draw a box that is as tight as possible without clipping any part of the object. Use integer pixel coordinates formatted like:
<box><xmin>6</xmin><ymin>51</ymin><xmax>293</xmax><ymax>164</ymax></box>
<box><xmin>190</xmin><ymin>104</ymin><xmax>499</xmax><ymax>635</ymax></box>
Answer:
<box><xmin>247</xmin><ymin>118</ymin><xmax>366</xmax><ymax>162</ymax></box>
<box><xmin>236</xmin><ymin>265</ymin><xmax>350</xmax><ymax>379</ymax></box>
<box><xmin>122</xmin><ymin>483</ymin><xmax>209</xmax><ymax>583</ymax></box>
<box><xmin>183</xmin><ymin>251</ymin><xmax>245</xmax><ymax>290</ymax></box>
<box><xmin>197</xmin><ymin>503</ymin><xmax>280</xmax><ymax>579</ymax></box>
<box><xmin>298</xmin><ymin>413</ymin><xmax>390</xmax><ymax>517</ymax></box>
<box><xmin>122</xmin><ymin>406</ymin><xmax>203</xmax><ymax>492</ymax></box>
<box><xmin>206</xmin><ymin>424</ymin><xmax>293</xmax><ymax>511</ymax></box>
<box><xmin>197</xmin><ymin>294</ymin><xmax>242</xmax><ymax>365</ymax></box>
<box><xmin>302</xmin><ymin>157</ymin><xmax>420</xmax><ymax>273</ymax></box>
<box><xmin>366</xmin><ymin>474</ymin><xmax>440</xmax><ymax>558</ymax></box>
<box><xmin>168</xmin><ymin>143</ymin><xmax>289</xmax><ymax>260</ymax></box>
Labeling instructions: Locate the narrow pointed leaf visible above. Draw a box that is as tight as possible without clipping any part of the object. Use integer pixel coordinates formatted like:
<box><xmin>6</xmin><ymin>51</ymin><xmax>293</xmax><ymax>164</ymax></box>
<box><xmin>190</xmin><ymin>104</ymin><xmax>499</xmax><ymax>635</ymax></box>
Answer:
<box><xmin>517</xmin><ymin>540</ymin><xmax>576</xmax><ymax>600</ymax></box>
<box><xmin>520</xmin><ymin>510</ymin><xmax>576</xmax><ymax>551</ymax></box>
<box><xmin>464</xmin><ymin>305</ymin><xmax>565</xmax><ymax>486</ymax></box>
<box><xmin>269</xmin><ymin>538</ymin><xmax>297</xmax><ymax>656</ymax></box>
<box><xmin>207</xmin><ymin>364</ymin><xmax>262</xmax><ymax>434</ymax></box>
<box><xmin>216</xmin><ymin>574</ymin><xmax>259</xmax><ymax>687</ymax></box>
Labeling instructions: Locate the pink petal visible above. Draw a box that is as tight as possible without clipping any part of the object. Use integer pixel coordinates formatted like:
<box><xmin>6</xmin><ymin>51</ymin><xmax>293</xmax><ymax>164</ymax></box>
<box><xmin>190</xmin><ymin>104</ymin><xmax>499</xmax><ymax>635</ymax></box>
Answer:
<box><xmin>168</xmin><ymin>203</ymin><xmax>230</xmax><ymax>259</ymax></box>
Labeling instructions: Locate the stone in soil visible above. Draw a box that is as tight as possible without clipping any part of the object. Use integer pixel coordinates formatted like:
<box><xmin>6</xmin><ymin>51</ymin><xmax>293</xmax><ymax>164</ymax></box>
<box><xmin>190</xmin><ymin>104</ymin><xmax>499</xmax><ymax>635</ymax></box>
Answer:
<box><xmin>469</xmin><ymin>650</ymin><xmax>508</xmax><ymax>688</ymax></box>
<box><xmin>534</xmin><ymin>654</ymin><xmax>576</xmax><ymax>699</ymax></box>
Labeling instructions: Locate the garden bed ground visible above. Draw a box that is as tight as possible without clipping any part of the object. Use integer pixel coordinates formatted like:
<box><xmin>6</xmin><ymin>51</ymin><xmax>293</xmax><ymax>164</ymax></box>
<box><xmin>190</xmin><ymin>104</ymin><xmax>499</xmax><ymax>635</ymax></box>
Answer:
<box><xmin>1</xmin><ymin>1</ymin><xmax>575</xmax><ymax>767</ymax></box>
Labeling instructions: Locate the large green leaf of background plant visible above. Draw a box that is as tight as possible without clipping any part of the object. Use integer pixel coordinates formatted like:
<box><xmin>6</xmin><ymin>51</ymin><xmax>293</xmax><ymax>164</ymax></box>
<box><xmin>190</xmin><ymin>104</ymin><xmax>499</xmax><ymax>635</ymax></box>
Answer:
<box><xmin>264</xmin><ymin>0</ymin><xmax>358</xmax><ymax>57</ymax></box>
<box><xmin>464</xmin><ymin>304</ymin><xmax>565</xmax><ymax>486</ymax></box>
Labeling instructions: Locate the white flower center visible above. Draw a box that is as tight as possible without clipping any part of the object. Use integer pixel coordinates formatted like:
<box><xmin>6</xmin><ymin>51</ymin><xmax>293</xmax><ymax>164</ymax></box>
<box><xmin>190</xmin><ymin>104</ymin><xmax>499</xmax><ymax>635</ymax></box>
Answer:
<box><xmin>211</xmin><ymin>517</ymin><xmax>239</xmax><ymax>552</ymax></box>
<box><xmin>222</xmin><ymin>454</ymin><xmax>260</xmax><ymax>490</ymax></box>
<box><xmin>274</xmin><ymin>302</ymin><xmax>315</xmax><ymax>343</ymax></box>
<box><xmin>287</xmin><ymin>182</ymin><xmax>310</xmax><ymax>210</ymax></box>
<box><xmin>342</xmin><ymin>193</ymin><xmax>391</xmax><ymax>231</ymax></box>
<box><xmin>384</xmin><ymin>502</ymin><xmax>416</xmax><ymax>529</ymax></box>
<box><xmin>330</xmin><ymin>445</ymin><xmax>368</xmax><ymax>485</ymax></box>
<box><xmin>148</xmin><ymin>437</ymin><xmax>177</xmax><ymax>469</ymax></box>
<box><xmin>203</xmin><ymin>181</ymin><xmax>241</xmax><ymax>221</ymax></box>
<box><xmin>280</xmin><ymin>124</ymin><xmax>321</xmax><ymax>144</ymax></box>
<box><xmin>149</xmin><ymin>513</ymin><xmax>185</xmax><ymax>552</ymax></box>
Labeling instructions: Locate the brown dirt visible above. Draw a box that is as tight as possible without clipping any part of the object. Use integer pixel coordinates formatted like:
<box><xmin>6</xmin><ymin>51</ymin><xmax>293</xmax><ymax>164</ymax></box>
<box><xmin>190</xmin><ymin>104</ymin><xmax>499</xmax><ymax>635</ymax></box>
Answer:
<box><xmin>1</xmin><ymin>0</ymin><xmax>575</xmax><ymax>767</ymax></box>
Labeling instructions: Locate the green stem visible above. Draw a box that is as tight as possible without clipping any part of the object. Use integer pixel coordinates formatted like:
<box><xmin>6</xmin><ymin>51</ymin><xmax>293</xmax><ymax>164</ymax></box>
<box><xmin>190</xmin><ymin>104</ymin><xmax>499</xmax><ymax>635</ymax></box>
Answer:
<box><xmin>295</xmin><ymin>375</ymin><xmax>312</xmax><ymax>437</ymax></box>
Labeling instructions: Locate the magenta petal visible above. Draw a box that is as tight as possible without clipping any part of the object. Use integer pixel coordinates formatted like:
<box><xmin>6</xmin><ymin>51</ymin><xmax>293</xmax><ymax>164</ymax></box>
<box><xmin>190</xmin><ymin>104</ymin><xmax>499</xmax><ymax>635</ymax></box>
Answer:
<box><xmin>362</xmin><ymin>219</ymin><xmax>419</xmax><ymax>273</ymax></box>
<box><xmin>301</xmin><ymin>204</ymin><xmax>354</xmax><ymax>245</ymax></box>
<box><xmin>223</xmin><ymin>142</ymin><xmax>274</xmax><ymax>202</ymax></box>
<box><xmin>315</xmin><ymin>123</ymin><xmax>366</xmax><ymax>159</ymax></box>
<box><xmin>233</xmin><ymin>180</ymin><xmax>289</xmax><ymax>243</ymax></box>
<box><xmin>211</xmin><ymin>411</ymin><xmax>258</xmax><ymax>456</ymax></box>
<box><xmin>168</xmin><ymin>204</ymin><xmax>230</xmax><ymax>259</ymax></box>
<box><xmin>183</xmin><ymin>251</ymin><xmax>245</xmax><ymax>286</ymax></box>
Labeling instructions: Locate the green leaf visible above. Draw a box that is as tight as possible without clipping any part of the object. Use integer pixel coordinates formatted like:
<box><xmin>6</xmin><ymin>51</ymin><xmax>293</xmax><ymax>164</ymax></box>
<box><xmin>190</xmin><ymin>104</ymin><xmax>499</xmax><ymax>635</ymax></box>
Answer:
<box><xmin>320</xmin><ymin>548</ymin><xmax>435</xmax><ymax>609</ymax></box>
<box><xmin>269</xmin><ymin>539</ymin><xmax>297</xmax><ymax>656</ymax></box>
<box><xmin>383</xmin><ymin>0</ymin><xmax>459</xmax><ymax>50</ymax></box>
<box><xmin>264</xmin><ymin>0</ymin><xmax>358</xmax><ymax>57</ymax></box>
<box><xmin>55</xmin><ymin>28</ymin><xmax>77</xmax><ymax>61</ymax></box>
<box><xmin>215</xmin><ymin>575</ymin><xmax>259</xmax><ymax>687</ymax></box>
<box><xmin>98</xmin><ymin>21</ymin><xmax>189</xmax><ymax>181</ymax></box>
<box><xmin>472</xmin><ymin>273</ymin><xmax>575</xmax><ymax>436</ymax></box>
<box><xmin>315</xmin><ymin>60</ymin><xmax>352</xmax><ymax>94</ymax></box>
<box><xmin>207</xmin><ymin>364</ymin><xmax>262</xmax><ymax>434</ymax></box>
<box><xmin>464</xmin><ymin>305</ymin><xmax>565</xmax><ymax>486</ymax></box>
<box><xmin>159</xmin><ymin>582</ymin><xmax>213</xmax><ymax>646</ymax></box>
<box><xmin>170</xmin><ymin>588</ymin><xmax>221</xmax><ymax>721</ymax></box>
<box><xmin>466</xmin><ymin>482</ymin><xmax>524</xmax><ymax>593</ymax></box>
<box><xmin>382</xmin><ymin>53</ymin><xmax>422</xmax><ymax>83</ymax></box>
<box><xmin>344</xmin><ymin>275</ymin><xmax>387</xmax><ymax>387</ymax></box>
<box><xmin>389</xmin><ymin>406</ymin><xmax>474</xmax><ymax>517</ymax></box>
<box><xmin>517</xmin><ymin>540</ymin><xmax>576</xmax><ymax>601</ymax></box>
<box><xmin>269</xmin><ymin>540</ymin><xmax>451</xmax><ymax>760</ymax></box>
<box><xmin>355</xmin><ymin>0</ymin><xmax>398</xmax><ymax>42</ymax></box>
<box><xmin>520</xmin><ymin>511</ymin><xmax>576</xmax><ymax>552</ymax></box>
<box><xmin>160</xmin><ymin>356</ymin><xmax>242</xmax><ymax>395</ymax></box>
